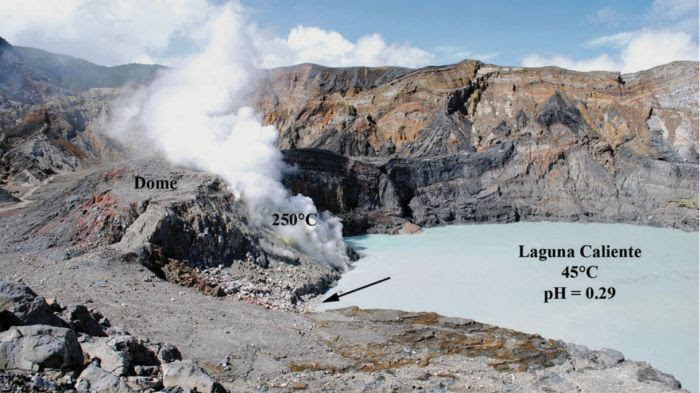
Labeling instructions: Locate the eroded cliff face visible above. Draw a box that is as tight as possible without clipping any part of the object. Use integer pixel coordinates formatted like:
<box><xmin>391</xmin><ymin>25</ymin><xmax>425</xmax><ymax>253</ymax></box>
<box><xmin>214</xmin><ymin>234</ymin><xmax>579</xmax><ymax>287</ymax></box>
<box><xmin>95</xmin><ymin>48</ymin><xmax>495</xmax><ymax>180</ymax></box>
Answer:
<box><xmin>256</xmin><ymin>61</ymin><xmax>699</xmax><ymax>233</ymax></box>
<box><xmin>3</xmin><ymin>35</ymin><xmax>697</xmax><ymax>233</ymax></box>
<box><xmin>0</xmin><ymin>39</ymin><xmax>159</xmax><ymax>187</ymax></box>
<box><xmin>257</xmin><ymin>61</ymin><xmax>698</xmax><ymax>162</ymax></box>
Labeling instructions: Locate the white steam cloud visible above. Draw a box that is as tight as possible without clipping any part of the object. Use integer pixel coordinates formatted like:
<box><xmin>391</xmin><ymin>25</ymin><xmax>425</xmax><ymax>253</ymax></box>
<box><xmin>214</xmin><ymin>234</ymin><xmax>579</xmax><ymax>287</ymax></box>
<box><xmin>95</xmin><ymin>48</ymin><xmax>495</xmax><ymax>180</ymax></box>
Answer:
<box><xmin>108</xmin><ymin>3</ymin><xmax>348</xmax><ymax>268</ymax></box>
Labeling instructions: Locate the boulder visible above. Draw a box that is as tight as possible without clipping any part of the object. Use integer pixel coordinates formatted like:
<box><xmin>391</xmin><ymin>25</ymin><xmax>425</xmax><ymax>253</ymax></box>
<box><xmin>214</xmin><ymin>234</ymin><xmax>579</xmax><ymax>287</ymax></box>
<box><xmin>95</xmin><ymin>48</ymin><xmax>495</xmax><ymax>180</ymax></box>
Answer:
<box><xmin>124</xmin><ymin>375</ymin><xmax>161</xmax><ymax>391</ymax></box>
<box><xmin>0</xmin><ymin>325</ymin><xmax>83</xmax><ymax>371</ymax></box>
<box><xmin>75</xmin><ymin>363</ymin><xmax>135</xmax><ymax>393</ymax></box>
<box><xmin>82</xmin><ymin>338</ymin><xmax>130</xmax><ymax>376</ymax></box>
<box><xmin>155</xmin><ymin>343</ymin><xmax>182</xmax><ymax>364</ymax></box>
<box><xmin>396</xmin><ymin>222</ymin><xmax>422</xmax><ymax>235</ymax></box>
<box><xmin>0</xmin><ymin>281</ymin><xmax>65</xmax><ymax>329</ymax></box>
<box><xmin>161</xmin><ymin>360</ymin><xmax>226</xmax><ymax>393</ymax></box>
<box><xmin>82</xmin><ymin>335</ymin><xmax>159</xmax><ymax>376</ymax></box>
<box><xmin>63</xmin><ymin>304</ymin><xmax>108</xmax><ymax>336</ymax></box>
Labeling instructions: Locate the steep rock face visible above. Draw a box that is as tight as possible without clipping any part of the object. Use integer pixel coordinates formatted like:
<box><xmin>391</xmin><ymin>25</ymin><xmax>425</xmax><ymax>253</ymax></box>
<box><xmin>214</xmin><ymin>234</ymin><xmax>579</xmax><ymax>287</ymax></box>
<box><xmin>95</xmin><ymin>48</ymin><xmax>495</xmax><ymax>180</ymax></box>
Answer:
<box><xmin>282</xmin><ymin>143</ymin><xmax>697</xmax><ymax>234</ymax></box>
<box><xmin>259</xmin><ymin>61</ymin><xmax>699</xmax><ymax>232</ymax></box>
<box><xmin>281</xmin><ymin>145</ymin><xmax>519</xmax><ymax>234</ymax></box>
<box><xmin>258</xmin><ymin>61</ymin><xmax>698</xmax><ymax>163</ymax></box>
<box><xmin>0</xmin><ymin>89</ymin><xmax>127</xmax><ymax>186</ymax></box>
<box><xmin>0</xmin><ymin>38</ymin><xmax>154</xmax><ymax>187</ymax></box>
<box><xmin>2</xmin><ymin>40</ymin><xmax>697</xmax><ymax>232</ymax></box>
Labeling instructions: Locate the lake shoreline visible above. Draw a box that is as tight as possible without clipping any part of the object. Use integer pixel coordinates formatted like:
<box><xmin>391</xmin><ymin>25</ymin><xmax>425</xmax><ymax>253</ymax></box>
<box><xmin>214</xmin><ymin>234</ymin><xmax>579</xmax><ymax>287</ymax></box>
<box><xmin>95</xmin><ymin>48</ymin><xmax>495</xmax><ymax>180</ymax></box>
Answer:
<box><xmin>324</xmin><ymin>222</ymin><xmax>700</xmax><ymax>392</ymax></box>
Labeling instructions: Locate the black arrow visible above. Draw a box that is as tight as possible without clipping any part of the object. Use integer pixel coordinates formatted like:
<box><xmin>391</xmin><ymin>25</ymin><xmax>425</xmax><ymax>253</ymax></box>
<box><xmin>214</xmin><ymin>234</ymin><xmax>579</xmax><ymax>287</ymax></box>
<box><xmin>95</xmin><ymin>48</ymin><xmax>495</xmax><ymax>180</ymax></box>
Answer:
<box><xmin>322</xmin><ymin>277</ymin><xmax>390</xmax><ymax>303</ymax></box>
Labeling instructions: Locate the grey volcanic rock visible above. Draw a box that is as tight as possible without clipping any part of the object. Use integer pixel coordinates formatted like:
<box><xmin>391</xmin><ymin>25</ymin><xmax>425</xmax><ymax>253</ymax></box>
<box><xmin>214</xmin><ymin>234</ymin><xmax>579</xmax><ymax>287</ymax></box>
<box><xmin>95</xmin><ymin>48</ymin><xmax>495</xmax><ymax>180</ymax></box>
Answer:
<box><xmin>81</xmin><ymin>334</ymin><xmax>162</xmax><ymax>377</ymax></box>
<box><xmin>0</xmin><ymin>369</ymin><xmax>69</xmax><ymax>391</ymax></box>
<box><xmin>0</xmin><ymin>186</ymin><xmax>17</xmax><ymax>206</ymax></box>
<box><xmin>161</xmin><ymin>360</ymin><xmax>225</xmax><ymax>393</ymax></box>
<box><xmin>154</xmin><ymin>343</ymin><xmax>181</xmax><ymax>364</ymax></box>
<box><xmin>0</xmin><ymin>280</ymin><xmax>224</xmax><ymax>392</ymax></box>
<box><xmin>0</xmin><ymin>37</ymin><xmax>143</xmax><ymax>186</ymax></box>
<box><xmin>0</xmin><ymin>90</ymin><xmax>128</xmax><ymax>186</ymax></box>
<box><xmin>0</xmin><ymin>325</ymin><xmax>83</xmax><ymax>371</ymax></box>
<box><xmin>75</xmin><ymin>363</ymin><xmax>136</xmax><ymax>393</ymax></box>
<box><xmin>62</xmin><ymin>304</ymin><xmax>109</xmax><ymax>337</ymax></box>
<box><xmin>261</xmin><ymin>61</ymin><xmax>699</xmax><ymax>232</ymax></box>
<box><xmin>282</xmin><ymin>141</ymin><xmax>698</xmax><ymax>234</ymax></box>
<box><xmin>282</xmin><ymin>144</ymin><xmax>519</xmax><ymax>234</ymax></box>
<box><xmin>82</xmin><ymin>337</ymin><xmax>132</xmax><ymax>376</ymax></box>
<box><xmin>0</xmin><ymin>281</ymin><xmax>65</xmax><ymax>329</ymax></box>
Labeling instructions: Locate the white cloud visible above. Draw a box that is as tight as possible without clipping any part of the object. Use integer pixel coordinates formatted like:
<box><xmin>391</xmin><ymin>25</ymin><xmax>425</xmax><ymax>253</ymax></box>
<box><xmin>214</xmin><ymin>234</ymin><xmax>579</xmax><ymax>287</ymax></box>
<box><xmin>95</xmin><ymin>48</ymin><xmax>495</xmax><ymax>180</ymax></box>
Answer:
<box><xmin>585</xmin><ymin>32</ymin><xmax>634</xmax><ymax>48</ymax></box>
<box><xmin>522</xmin><ymin>53</ymin><xmax>619</xmax><ymax>72</ymax></box>
<box><xmin>0</xmin><ymin>2</ymin><xmax>434</xmax><ymax>69</ymax></box>
<box><xmin>523</xmin><ymin>29</ymin><xmax>698</xmax><ymax>73</ymax></box>
<box><xmin>619</xmin><ymin>29</ymin><xmax>698</xmax><ymax>72</ymax></box>
<box><xmin>0</xmin><ymin>0</ymin><xmax>219</xmax><ymax>66</ymax></box>
<box><xmin>524</xmin><ymin>0</ymin><xmax>698</xmax><ymax>73</ymax></box>
<box><xmin>255</xmin><ymin>25</ymin><xmax>433</xmax><ymax>68</ymax></box>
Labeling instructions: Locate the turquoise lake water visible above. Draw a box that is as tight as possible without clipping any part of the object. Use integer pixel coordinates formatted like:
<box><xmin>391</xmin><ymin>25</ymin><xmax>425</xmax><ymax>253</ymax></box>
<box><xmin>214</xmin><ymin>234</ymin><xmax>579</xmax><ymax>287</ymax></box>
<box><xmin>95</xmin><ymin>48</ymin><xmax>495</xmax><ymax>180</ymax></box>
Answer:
<box><xmin>318</xmin><ymin>222</ymin><xmax>699</xmax><ymax>392</ymax></box>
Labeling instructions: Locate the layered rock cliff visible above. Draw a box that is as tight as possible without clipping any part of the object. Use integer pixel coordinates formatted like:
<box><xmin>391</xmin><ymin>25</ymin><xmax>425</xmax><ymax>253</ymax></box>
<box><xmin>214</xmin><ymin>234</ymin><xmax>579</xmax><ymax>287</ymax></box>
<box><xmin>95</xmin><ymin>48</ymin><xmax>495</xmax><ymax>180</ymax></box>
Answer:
<box><xmin>1</xmin><ymin>37</ymin><xmax>157</xmax><ymax>186</ymax></box>
<box><xmin>256</xmin><ymin>61</ymin><xmax>699</xmax><ymax>232</ymax></box>
<box><xmin>2</xmin><ymin>36</ymin><xmax>698</xmax><ymax>233</ymax></box>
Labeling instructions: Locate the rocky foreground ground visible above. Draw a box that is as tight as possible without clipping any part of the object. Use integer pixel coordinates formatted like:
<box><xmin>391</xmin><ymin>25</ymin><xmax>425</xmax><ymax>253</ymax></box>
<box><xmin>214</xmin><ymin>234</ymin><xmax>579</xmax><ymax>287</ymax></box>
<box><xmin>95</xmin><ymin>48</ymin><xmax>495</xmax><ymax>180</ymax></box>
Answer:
<box><xmin>0</xmin><ymin>275</ymin><xmax>685</xmax><ymax>392</ymax></box>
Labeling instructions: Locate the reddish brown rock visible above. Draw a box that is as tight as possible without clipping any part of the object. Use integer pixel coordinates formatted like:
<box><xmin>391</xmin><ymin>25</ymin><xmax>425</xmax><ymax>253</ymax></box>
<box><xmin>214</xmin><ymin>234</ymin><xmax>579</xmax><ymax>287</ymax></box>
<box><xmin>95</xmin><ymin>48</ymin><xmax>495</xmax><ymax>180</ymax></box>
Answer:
<box><xmin>258</xmin><ymin>61</ymin><xmax>698</xmax><ymax>232</ymax></box>
<box><xmin>397</xmin><ymin>222</ymin><xmax>422</xmax><ymax>235</ymax></box>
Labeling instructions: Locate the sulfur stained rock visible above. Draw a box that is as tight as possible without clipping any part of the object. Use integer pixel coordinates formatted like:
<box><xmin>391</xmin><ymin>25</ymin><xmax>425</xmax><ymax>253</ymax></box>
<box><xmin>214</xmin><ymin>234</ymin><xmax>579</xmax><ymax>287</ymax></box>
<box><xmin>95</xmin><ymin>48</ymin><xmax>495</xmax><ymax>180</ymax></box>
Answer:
<box><xmin>396</xmin><ymin>222</ymin><xmax>422</xmax><ymax>235</ymax></box>
<box><xmin>260</xmin><ymin>61</ymin><xmax>699</xmax><ymax>233</ymax></box>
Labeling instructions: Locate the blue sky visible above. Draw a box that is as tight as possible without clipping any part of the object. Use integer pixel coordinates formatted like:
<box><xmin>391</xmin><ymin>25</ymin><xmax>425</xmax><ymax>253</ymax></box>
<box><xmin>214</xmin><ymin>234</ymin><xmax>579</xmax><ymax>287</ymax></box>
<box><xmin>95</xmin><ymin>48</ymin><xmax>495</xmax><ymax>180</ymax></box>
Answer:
<box><xmin>1</xmin><ymin>0</ymin><xmax>697</xmax><ymax>72</ymax></box>
<box><xmin>243</xmin><ymin>0</ymin><xmax>660</xmax><ymax>65</ymax></box>
<box><xmin>241</xmin><ymin>0</ymin><xmax>698</xmax><ymax>69</ymax></box>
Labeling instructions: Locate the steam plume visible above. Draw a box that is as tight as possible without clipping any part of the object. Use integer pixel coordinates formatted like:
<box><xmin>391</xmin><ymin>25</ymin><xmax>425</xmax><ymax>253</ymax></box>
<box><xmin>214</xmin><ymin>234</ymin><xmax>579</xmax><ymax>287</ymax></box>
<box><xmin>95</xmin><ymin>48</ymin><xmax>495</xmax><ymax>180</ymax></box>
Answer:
<box><xmin>108</xmin><ymin>3</ymin><xmax>348</xmax><ymax>268</ymax></box>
